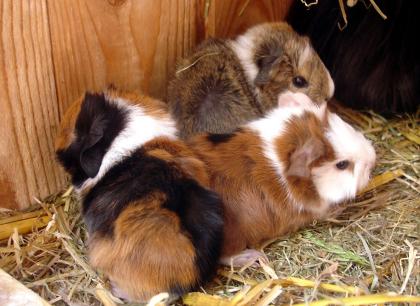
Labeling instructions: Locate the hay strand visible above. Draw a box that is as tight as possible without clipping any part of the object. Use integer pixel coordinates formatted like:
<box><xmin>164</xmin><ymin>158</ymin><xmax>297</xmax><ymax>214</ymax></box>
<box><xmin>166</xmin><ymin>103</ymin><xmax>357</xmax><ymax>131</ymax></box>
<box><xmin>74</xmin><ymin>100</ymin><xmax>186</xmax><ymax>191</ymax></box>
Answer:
<box><xmin>292</xmin><ymin>293</ymin><xmax>420</xmax><ymax>306</ymax></box>
<box><xmin>0</xmin><ymin>215</ymin><xmax>51</xmax><ymax>241</ymax></box>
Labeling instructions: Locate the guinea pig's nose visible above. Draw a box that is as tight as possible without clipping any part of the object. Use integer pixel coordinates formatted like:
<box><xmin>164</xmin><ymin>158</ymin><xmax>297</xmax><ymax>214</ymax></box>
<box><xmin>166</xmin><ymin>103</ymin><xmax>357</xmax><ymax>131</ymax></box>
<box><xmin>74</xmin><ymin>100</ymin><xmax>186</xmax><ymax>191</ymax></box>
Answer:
<box><xmin>368</xmin><ymin>160</ymin><xmax>376</xmax><ymax>173</ymax></box>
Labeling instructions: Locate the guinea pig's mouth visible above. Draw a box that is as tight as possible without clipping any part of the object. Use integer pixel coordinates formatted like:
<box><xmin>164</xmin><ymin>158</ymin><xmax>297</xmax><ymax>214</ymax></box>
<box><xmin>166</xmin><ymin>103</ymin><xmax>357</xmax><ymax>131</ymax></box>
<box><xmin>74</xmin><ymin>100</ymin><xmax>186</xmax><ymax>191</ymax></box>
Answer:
<box><xmin>356</xmin><ymin>168</ymin><xmax>374</xmax><ymax>193</ymax></box>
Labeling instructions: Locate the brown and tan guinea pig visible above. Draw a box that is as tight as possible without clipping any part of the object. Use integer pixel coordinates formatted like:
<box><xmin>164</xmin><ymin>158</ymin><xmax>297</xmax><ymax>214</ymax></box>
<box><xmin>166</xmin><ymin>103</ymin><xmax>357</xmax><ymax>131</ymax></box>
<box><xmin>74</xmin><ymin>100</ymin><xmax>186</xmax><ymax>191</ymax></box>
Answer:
<box><xmin>188</xmin><ymin>92</ymin><xmax>375</xmax><ymax>267</ymax></box>
<box><xmin>167</xmin><ymin>22</ymin><xmax>335</xmax><ymax>139</ymax></box>
<box><xmin>54</xmin><ymin>89</ymin><xmax>224</xmax><ymax>302</ymax></box>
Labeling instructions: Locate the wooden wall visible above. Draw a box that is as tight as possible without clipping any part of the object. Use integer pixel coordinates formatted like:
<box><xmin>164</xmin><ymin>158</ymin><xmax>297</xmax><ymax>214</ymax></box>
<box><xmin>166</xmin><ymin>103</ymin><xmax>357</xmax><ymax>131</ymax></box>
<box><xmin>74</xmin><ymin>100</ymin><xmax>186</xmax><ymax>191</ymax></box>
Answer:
<box><xmin>0</xmin><ymin>0</ymin><xmax>292</xmax><ymax>209</ymax></box>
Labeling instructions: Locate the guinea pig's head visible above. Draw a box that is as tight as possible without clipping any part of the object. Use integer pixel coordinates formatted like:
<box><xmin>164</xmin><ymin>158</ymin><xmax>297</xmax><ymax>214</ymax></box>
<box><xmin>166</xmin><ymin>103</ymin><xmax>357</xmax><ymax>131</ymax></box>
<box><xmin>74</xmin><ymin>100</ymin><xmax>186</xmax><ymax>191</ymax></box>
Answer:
<box><xmin>231</xmin><ymin>22</ymin><xmax>334</xmax><ymax>111</ymax></box>
<box><xmin>250</xmin><ymin>94</ymin><xmax>375</xmax><ymax>214</ymax></box>
<box><xmin>310</xmin><ymin>111</ymin><xmax>376</xmax><ymax>205</ymax></box>
<box><xmin>55</xmin><ymin>90</ymin><xmax>176</xmax><ymax>192</ymax></box>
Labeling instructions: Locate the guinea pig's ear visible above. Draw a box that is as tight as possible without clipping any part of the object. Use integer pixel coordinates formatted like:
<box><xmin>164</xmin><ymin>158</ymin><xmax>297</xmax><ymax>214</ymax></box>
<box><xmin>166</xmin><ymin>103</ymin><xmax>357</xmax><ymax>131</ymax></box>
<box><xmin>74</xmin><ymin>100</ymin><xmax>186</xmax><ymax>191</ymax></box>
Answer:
<box><xmin>79</xmin><ymin>116</ymin><xmax>106</xmax><ymax>178</ymax></box>
<box><xmin>77</xmin><ymin>93</ymin><xmax>109</xmax><ymax>178</ymax></box>
<box><xmin>255</xmin><ymin>56</ymin><xmax>280</xmax><ymax>86</ymax></box>
<box><xmin>254</xmin><ymin>46</ymin><xmax>283</xmax><ymax>86</ymax></box>
<box><xmin>286</xmin><ymin>138</ymin><xmax>324</xmax><ymax>178</ymax></box>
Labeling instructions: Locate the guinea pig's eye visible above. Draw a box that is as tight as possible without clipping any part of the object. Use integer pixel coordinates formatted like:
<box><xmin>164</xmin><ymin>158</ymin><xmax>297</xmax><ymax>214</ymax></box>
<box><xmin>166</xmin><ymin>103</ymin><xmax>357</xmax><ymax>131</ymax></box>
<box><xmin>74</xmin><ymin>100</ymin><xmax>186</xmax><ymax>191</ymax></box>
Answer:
<box><xmin>292</xmin><ymin>76</ymin><xmax>308</xmax><ymax>88</ymax></box>
<box><xmin>336</xmin><ymin>160</ymin><xmax>350</xmax><ymax>170</ymax></box>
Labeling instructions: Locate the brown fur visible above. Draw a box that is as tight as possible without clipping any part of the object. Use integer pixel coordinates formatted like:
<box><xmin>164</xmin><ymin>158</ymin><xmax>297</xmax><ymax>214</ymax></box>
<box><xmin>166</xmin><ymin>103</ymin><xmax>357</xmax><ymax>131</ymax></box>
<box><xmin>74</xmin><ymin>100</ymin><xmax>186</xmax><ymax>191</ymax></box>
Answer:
<box><xmin>55</xmin><ymin>91</ymin><xmax>224</xmax><ymax>302</ymax></box>
<box><xmin>54</xmin><ymin>96</ymin><xmax>83</xmax><ymax>151</ymax></box>
<box><xmin>252</xmin><ymin>23</ymin><xmax>332</xmax><ymax>108</ymax></box>
<box><xmin>143</xmin><ymin>137</ymin><xmax>210</xmax><ymax>188</ymax></box>
<box><xmin>86</xmin><ymin>137</ymin><xmax>216</xmax><ymax>301</ymax></box>
<box><xmin>276</xmin><ymin>112</ymin><xmax>335</xmax><ymax>212</ymax></box>
<box><xmin>167</xmin><ymin>38</ymin><xmax>260</xmax><ymax>138</ymax></box>
<box><xmin>89</xmin><ymin>192</ymin><xmax>197</xmax><ymax>301</ymax></box>
<box><xmin>167</xmin><ymin>22</ymin><xmax>333</xmax><ymax>139</ymax></box>
<box><xmin>106</xmin><ymin>88</ymin><xmax>170</xmax><ymax>119</ymax></box>
<box><xmin>189</xmin><ymin>112</ymin><xmax>335</xmax><ymax>257</ymax></box>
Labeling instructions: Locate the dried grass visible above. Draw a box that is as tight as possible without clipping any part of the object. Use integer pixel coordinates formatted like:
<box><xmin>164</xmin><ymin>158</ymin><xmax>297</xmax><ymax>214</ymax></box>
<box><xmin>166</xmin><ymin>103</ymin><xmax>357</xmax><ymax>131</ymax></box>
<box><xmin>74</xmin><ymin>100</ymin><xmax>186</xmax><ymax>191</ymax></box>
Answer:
<box><xmin>0</xmin><ymin>104</ymin><xmax>419</xmax><ymax>305</ymax></box>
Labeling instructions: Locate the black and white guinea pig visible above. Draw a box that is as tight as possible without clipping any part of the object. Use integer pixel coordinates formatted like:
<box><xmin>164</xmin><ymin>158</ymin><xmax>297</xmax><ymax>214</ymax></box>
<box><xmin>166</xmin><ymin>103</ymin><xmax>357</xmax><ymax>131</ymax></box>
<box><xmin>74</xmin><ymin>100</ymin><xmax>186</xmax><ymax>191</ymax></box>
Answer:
<box><xmin>167</xmin><ymin>22</ymin><xmax>334</xmax><ymax>139</ymax></box>
<box><xmin>54</xmin><ymin>89</ymin><xmax>224</xmax><ymax>302</ymax></box>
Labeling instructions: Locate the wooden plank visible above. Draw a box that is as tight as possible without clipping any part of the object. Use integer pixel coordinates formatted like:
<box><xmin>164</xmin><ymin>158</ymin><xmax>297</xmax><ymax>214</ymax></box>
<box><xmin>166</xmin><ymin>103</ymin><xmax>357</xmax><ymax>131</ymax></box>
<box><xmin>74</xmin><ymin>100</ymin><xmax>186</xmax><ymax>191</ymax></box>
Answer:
<box><xmin>47</xmin><ymin>0</ymin><xmax>205</xmax><ymax>113</ymax></box>
<box><xmin>0</xmin><ymin>0</ymin><xmax>65</xmax><ymax>209</ymax></box>
<box><xmin>206</xmin><ymin>0</ymin><xmax>293</xmax><ymax>38</ymax></box>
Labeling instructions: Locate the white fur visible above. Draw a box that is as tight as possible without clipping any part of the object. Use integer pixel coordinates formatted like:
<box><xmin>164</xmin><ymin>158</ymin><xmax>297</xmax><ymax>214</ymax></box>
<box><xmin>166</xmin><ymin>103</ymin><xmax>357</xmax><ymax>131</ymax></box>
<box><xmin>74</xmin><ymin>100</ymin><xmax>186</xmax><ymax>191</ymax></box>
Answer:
<box><xmin>326</xmin><ymin>68</ymin><xmax>335</xmax><ymax>98</ymax></box>
<box><xmin>313</xmin><ymin>113</ymin><xmax>376</xmax><ymax>204</ymax></box>
<box><xmin>230</xmin><ymin>34</ymin><xmax>259</xmax><ymax>85</ymax></box>
<box><xmin>248</xmin><ymin>92</ymin><xmax>325</xmax><ymax>175</ymax></box>
<box><xmin>248</xmin><ymin>95</ymin><xmax>322</xmax><ymax>210</ymax></box>
<box><xmin>229</xmin><ymin>24</ymin><xmax>275</xmax><ymax>89</ymax></box>
<box><xmin>78</xmin><ymin>97</ymin><xmax>177</xmax><ymax>193</ymax></box>
<box><xmin>298</xmin><ymin>42</ymin><xmax>312</xmax><ymax>68</ymax></box>
<box><xmin>250</xmin><ymin>91</ymin><xmax>375</xmax><ymax>211</ymax></box>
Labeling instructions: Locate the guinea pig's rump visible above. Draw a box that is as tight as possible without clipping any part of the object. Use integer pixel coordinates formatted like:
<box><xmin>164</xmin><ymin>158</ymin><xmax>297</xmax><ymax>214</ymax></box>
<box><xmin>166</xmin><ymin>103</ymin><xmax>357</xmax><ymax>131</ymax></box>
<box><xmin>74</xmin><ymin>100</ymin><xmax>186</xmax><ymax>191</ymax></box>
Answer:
<box><xmin>88</xmin><ymin>194</ymin><xmax>198</xmax><ymax>301</ymax></box>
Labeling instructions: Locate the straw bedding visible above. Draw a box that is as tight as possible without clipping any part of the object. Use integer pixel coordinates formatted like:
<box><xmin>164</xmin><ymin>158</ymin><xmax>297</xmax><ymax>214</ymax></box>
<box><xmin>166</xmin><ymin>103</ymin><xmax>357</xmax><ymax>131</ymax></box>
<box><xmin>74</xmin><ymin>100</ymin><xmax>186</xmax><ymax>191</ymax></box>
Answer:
<box><xmin>0</xmin><ymin>104</ymin><xmax>419</xmax><ymax>305</ymax></box>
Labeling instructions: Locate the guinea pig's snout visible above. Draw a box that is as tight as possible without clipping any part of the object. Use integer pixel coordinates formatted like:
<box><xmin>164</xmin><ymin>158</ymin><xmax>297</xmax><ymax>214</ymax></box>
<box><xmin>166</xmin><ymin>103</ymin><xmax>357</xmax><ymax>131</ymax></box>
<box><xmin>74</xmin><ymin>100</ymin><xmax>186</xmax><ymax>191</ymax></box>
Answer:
<box><xmin>356</xmin><ymin>162</ymin><xmax>375</xmax><ymax>191</ymax></box>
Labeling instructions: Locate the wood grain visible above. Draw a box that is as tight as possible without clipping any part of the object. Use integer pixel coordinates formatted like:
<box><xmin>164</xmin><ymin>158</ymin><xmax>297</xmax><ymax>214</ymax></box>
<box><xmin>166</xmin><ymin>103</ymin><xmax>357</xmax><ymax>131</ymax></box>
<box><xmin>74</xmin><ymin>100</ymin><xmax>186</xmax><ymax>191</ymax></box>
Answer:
<box><xmin>205</xmin><ymin>0</ymin><xmax>293</xmax><ymax>38</ymax></box>
<box><xmin>47</xmin><ymin>0</ymin><xmax>204</xmax><ymax>113</ymax></box>
<box><xmin>0</xmin><ymin>0</ymin><xmax>64</xmax><ymax>209</ymax></box>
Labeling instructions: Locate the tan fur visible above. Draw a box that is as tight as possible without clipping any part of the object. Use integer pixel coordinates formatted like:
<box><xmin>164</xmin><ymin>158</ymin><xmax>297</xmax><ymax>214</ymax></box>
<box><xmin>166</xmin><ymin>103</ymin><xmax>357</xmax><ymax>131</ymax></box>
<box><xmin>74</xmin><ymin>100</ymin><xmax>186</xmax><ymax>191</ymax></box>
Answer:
<box><xmin>88</xmin><ymin>192</ymin><xmax>197</xmax><ymax>301</ymax></box>
<box><xmin>105</xmin><ymin>88</ymin><xmax>170</xmax><ymax>119</ymax></box>
<box><xmin>143</xmin><ymin>137</ymin><xmax>210</xmax><ymax>187</ymax></box>
<box><xmin>168</xmin><ymin>38</ymin><xmax>259</xmax><ymax>138</ymax></box>
<box><xmin>276</xmin><ymin>112</ymin><xmax>335</xmax><ymax>212</ymax></box>
<box><xmin>54</xmin><ymin>96</ymin><xmax>83</xmax><ymax>151</ymax></box>
<box><xmin>251</xmin><ymin>23</ymin><xmax>333</xmax><ymax>110</ymax></box>
<box><xmin>189</xmin><ymin>115</ymin><xmax>336</xmax><ymax>257</ymax></box>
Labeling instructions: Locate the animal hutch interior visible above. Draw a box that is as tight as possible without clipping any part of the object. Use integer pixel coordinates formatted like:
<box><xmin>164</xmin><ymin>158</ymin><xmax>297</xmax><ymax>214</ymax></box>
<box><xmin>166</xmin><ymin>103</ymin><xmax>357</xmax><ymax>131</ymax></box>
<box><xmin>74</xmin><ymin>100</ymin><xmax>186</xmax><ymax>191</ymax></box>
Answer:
<box><xmin>0</xmin><ymin>1</ymin><xmax>418</xmax><ymax>305</ymax></box>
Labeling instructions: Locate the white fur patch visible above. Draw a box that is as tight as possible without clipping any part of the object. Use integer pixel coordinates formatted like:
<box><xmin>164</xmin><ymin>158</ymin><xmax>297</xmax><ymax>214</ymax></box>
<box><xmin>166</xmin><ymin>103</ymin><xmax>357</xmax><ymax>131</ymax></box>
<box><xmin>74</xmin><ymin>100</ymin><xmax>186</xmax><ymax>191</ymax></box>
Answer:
<box><xmin>249</xmin><ymin>91</ymin><xmax>375</xmax><ymax>210</ymax></box>
<box><xmin>313</xmin><ymin>113</ymin><xmax>376</xmax><ymax>204</ymax></box>
<box><xmin>249</xmin><ymin>92</ymin><xmax>326</xmax><ymax>196</ymax></box>
<box><xmin>248</xmin><ymin>104</ymin><xmax>307</xmax><ymax>175</ymax></box>
<box><xmin>298</xmin><ymin>42</ymin><xmax>312</xmax><ymax>68</ymax></box>
<box><xmin>78</xmin><ymin>97</ymin><xmax>177</xmax><ymax>193</ymax></box>
<box><xmin>230</xmin><ymin>35</ymin><xmax>259</xmax><ymax>85</ymax></box>
<box><xmin>326</xmin><ymin>68</ymin><xmax>335</xmax><ymax>98</ymax></box>
<box><xmin>229</xmin><ymin>24</ymin><xmax>270</xmax><ymax>86</ymax></box>
<box><xmin>248</xmin><ymin>100</ymin><xmax>314</xmax><ymax>210</ymax></box>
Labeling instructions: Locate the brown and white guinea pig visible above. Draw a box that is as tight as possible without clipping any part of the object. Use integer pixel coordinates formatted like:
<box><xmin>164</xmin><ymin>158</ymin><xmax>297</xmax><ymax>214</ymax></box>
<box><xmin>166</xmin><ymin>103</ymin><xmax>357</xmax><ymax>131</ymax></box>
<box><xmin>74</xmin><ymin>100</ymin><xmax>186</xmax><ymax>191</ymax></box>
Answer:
<box><xmin>54</xmin><ymin>89</ymin><xmax>224</xmax><ymax>302</ymax></box>
<box><xmin>188</xmin><ymin>92</ymin><xmax>375</xmax><ymax>266</ymax></box>
<box><xmin>167</xmin><ymin>22</ymin><xmax>334</xmax><ymax>139</ymax></box>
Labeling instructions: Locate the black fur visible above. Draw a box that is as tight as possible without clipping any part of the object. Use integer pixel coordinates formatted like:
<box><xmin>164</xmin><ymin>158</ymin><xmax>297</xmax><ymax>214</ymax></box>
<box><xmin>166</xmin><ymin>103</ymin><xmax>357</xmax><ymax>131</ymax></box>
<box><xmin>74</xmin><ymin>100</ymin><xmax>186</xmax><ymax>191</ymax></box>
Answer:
<box><xmin>288</xmin><ymin>0</ymin><xmax>419</xmax><ymax>114</ymax></box>
<box><xmin>206</xmin><ymin>132</ymin><xmax>236</xmax><ymax>144</ymax></box>
<box><xmin>56</xmin><ymin>93</ymin><xmax>127</xmax><ymax>186</ymax></box>
<box><xmin>83</xmin><ymin>148</ymin><xmax>224</xmax><ymax>289</ymax></box>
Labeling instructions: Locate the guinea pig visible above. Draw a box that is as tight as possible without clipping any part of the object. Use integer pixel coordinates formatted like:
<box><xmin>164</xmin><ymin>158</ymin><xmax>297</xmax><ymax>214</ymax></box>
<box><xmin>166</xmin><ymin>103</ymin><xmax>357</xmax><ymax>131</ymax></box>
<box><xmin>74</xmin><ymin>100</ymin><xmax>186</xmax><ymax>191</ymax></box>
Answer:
<box><xmin>167</xmin><ymin>22</ymin><xmax>334</xmax><ymax>139</ymax></box>
<box><xmin>188</xmin><ymin>92</ymin><xmax>375</xmax><ymax>266</ymax></box>
<box><xmin>54</xmin><ymin>89</ymin><xmax>224</xmax><ymax>302</ymax></box>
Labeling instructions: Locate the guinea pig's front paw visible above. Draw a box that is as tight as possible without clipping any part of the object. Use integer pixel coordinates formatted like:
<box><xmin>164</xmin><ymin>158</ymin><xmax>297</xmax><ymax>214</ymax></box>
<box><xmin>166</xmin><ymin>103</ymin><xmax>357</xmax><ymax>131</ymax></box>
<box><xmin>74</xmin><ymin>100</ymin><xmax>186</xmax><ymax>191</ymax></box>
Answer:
<box><xmin>277</xmin><ymin>91</ymin><xmax>313</xmax><ymax>108</ymax></box>
<box><xmin>110</xmin><ymin>280</ymin><xmax>131</xmax><ymax>301</ymax></box>
<box><xmin>220</xmin><ymin>249</ymin><xmax>268</xmax><ymax>268</ymax></box>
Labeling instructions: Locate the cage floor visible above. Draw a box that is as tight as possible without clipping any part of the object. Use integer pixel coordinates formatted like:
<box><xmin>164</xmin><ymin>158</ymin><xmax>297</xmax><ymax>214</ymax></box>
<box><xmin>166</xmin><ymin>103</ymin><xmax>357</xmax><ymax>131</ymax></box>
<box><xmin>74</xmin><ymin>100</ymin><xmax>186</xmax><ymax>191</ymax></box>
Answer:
<box><xmin>1</xmin><ymin>105</ymin><xmax>419</xmax><ymax>306</ymax></box>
